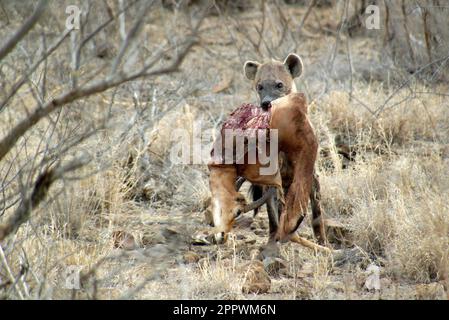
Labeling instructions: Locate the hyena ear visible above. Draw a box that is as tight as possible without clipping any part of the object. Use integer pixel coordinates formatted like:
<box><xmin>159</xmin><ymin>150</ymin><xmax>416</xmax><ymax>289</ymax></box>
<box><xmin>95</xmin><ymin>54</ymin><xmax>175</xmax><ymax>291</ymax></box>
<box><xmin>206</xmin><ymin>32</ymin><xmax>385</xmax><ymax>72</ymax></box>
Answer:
<box><xmin>243</xmin><ymin>61</ymin><xmax>260</xmax><ymax>80</ymax></box>
<box><xmin>283</xmin><ymin>53</ymin><xmax>303</xmax><ymax>78</ymax></box>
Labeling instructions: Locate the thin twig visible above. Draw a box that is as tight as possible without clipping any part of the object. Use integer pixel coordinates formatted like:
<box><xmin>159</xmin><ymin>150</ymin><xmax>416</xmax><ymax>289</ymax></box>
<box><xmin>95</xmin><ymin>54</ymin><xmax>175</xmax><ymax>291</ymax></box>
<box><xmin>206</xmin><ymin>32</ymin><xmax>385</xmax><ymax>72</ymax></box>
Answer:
<box><xmin>0</xmin><ymin>244</ymin><xmax>25</xmax><ymax>299</ymax></box>
<box><xmin>298</xmin><ymin>0</ymin><xmax>317</xmax><ymax>33</ymax></box>
<box><xmin>0</xmin><ymin>155</ymin><xmax>91</xmax><ymax>241</ymax></box>
<box><xmin>0</xmin><ymin>29</ymin><xmax>72</xmax><ymax>112</ymax></box>
<box><xmin>0</xmin><ymin>0</ymin><xmax>48</xmax><ymax>61</ymax></box>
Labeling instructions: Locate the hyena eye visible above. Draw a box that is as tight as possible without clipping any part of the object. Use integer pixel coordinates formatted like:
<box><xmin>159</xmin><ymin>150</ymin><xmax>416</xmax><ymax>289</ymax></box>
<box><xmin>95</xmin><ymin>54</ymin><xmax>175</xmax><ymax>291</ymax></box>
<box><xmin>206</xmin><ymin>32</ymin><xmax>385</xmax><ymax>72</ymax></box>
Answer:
<box><xmin>276</xmin><ymin>82</ymin><xmax>284</xmax><ymax>89</ymax></box>
<box><xmin>257</xmin><ymin>84</ymin><xmax>263</xmax><ymax>91</ymax></box>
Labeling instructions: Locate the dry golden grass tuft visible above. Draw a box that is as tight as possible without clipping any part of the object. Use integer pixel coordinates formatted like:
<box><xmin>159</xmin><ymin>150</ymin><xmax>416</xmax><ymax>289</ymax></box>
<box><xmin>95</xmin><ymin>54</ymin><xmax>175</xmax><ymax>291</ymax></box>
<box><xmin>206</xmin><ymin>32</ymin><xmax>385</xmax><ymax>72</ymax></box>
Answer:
<box><xmin>313</xmin><ymin>88</ymin><xmax>449</xmax><ymax>284</ymax></box>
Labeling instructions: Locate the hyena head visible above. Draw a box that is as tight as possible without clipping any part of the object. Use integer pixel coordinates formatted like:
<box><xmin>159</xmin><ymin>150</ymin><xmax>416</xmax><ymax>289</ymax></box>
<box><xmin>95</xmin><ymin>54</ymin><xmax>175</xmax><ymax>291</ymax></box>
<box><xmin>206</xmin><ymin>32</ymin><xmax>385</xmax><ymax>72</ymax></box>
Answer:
<box><xmin>243</xmin><ymin>53</ymin><xmax>303</xmax><ymax>110</ymax></box>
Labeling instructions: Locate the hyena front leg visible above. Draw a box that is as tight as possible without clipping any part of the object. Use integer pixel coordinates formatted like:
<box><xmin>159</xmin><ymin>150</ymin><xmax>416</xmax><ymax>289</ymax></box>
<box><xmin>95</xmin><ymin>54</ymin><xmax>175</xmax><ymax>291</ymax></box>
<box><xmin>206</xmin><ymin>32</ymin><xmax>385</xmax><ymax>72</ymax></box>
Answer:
<box><xmin>266</xmin><ymin>187</ymin><xmax>285</xmax><ymax>243</ymax></box>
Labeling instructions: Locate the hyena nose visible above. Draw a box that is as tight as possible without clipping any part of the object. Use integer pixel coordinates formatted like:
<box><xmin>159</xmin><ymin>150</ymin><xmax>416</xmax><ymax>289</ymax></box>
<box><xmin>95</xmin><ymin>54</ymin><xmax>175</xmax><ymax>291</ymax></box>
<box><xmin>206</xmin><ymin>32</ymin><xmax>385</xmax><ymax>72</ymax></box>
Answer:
<box><xmin>261</xmin><ymin>100</ymin><xmax>271</xmax><ymax>110</ymax></box>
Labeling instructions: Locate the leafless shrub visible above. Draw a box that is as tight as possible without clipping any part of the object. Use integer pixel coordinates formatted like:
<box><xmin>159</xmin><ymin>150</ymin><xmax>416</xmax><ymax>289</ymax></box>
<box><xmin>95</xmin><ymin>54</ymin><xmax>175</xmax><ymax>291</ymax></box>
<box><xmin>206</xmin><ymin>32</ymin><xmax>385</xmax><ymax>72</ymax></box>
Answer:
<box><xmin>0</xmin><ymin>0</ymin><xmax>204</xmax><ymax>299</ymax></box>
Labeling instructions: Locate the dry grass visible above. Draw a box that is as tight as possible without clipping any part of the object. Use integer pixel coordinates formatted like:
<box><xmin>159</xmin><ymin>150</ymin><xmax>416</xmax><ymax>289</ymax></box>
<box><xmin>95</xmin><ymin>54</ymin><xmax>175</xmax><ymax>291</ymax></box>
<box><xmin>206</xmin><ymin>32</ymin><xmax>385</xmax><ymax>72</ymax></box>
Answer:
<box><xmin>0</xmin><ymin>1</ymin><xmax>448</xmax><ymax>300</ymax></box>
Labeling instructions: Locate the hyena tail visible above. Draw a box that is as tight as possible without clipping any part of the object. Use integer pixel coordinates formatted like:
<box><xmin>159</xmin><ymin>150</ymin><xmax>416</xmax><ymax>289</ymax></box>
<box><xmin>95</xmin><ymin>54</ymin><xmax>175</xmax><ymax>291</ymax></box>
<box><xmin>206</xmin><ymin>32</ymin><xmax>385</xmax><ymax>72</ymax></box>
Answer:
<box><xmin>249</xmin><ymin>184</ymin><xmax>263</xmax><ymax>217</ymax></box>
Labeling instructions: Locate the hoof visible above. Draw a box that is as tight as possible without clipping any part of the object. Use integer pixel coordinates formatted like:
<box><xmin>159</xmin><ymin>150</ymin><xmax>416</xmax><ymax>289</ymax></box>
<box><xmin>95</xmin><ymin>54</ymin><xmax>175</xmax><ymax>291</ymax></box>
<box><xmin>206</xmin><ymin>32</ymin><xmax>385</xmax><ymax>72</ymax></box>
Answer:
<box><xmin>213</xmin><ymin>232</ymin><xmax>228</xmax><ymax>244</ymax></box>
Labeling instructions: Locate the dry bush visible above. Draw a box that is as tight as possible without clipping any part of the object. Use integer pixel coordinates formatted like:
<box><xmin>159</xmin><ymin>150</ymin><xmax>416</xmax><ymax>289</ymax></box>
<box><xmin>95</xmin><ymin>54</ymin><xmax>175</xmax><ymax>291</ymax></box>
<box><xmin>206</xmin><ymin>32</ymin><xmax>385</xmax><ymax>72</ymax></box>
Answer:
<box><xmin>349</xmin><ymin>156</ymin><xmax>448</xmax><ymax>282</ymax></box>
<box><xmin>314</xmin><ymin>87</ymin><xmax>449</xmax><ymax>151</ymax></box>
<box><xmin>319</xmin><ymin>153</ymin><xmax>449</xmax><ymax>283</ymax></box>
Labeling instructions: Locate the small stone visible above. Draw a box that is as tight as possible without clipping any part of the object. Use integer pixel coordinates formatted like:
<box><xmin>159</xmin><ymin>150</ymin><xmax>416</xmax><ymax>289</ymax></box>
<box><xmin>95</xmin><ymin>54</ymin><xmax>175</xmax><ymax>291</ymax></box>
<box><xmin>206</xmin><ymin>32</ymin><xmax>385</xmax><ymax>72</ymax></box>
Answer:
<box><xmin>241</xmin><ymin>261</ymin><xmax>271</xmax><ymax>294</ymax></box>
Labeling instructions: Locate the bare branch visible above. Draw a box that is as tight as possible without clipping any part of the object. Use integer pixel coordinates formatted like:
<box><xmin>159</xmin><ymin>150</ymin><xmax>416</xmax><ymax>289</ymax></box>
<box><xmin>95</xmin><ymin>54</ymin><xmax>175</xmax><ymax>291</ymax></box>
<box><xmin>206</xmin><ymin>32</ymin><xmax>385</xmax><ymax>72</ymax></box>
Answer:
<box><xmin>0</xmin><ymin>29</ymin><xmax>72</xmax><ymax>112</ymax></box>
<box><xmin>0</xmin><ymin>0</ymin><xmax>48</xmax><ymax>61</ymax></box>
<box><xmin>111</xmin><ymin>1</ymin><xmax>154</xmax><ymax>74</ymax></box>
<box><xmin>298</xmin><ymin>0</ymin><xmax>317</xmax><ymax>33</ymax></box>
<box><xmin>0</xmin><ymin>155</ymin><xmax>91</xmax><ymax>241</ymax></box>
<box><xmin>0</xmin><ymin>34</ymin><xmax>198</xmax><ymax>163</ymax></box>
<box><xmin>0</xmin><ymin>245</ymin><xmax>25</xmax><ymax>299</ymax></box>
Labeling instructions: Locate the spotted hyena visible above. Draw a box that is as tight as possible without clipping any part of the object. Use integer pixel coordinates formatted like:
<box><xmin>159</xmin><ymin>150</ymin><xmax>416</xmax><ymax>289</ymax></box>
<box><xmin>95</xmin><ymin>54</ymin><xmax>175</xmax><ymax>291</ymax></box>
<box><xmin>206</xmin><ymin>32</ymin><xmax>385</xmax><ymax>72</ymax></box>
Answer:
<box><xmin>242</xmin><ymin>53</ymin><xmax>326</xmax><ymax>245</ymax></box>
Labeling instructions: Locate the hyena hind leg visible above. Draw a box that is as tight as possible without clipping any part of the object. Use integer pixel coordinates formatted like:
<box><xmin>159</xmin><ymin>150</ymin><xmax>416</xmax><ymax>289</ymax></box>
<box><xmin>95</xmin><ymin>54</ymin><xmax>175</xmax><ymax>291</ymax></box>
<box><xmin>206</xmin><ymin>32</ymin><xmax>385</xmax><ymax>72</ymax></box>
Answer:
<box><xmin>310</xmin><ymin>172</ymin><xmax>328</xmax><ymax>246</ymax></box>
<box><xmin>266</xmin><ymin>189</ymin><xmax>279</xmax><ymax>243</ymax></box>
<box><xmin>266</xmin><ymin>186</ymin><xmax>285</xmax><ymax>244</ymax></box>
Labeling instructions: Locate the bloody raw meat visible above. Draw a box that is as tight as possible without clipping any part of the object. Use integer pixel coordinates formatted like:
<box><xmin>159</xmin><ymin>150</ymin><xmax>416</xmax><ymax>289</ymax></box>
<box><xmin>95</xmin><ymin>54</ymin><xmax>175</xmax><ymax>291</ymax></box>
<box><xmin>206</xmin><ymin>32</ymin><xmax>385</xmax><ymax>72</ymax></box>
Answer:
<box><xmin>210</xmin><ymin>103</ymin><xmax>272</xmax><ymax>164</ymax></box>
<box><xmin>222</xmin><ymin>103</ymin><xmax>271</xmax><ymax>131</ymax></box>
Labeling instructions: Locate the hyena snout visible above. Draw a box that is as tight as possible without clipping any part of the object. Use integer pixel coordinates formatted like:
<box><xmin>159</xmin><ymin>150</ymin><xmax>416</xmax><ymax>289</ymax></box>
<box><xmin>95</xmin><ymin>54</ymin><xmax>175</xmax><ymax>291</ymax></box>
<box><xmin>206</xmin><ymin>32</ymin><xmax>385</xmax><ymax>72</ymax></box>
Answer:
<box><xmin>257</xmin><ymin>80</ymin><xmax>285</xmax><ymax>110</ymax></box>
<box><xmin>261</xmin><ymin>97</ymin><xmax>273</xmax><ymax>110</ymax></box>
